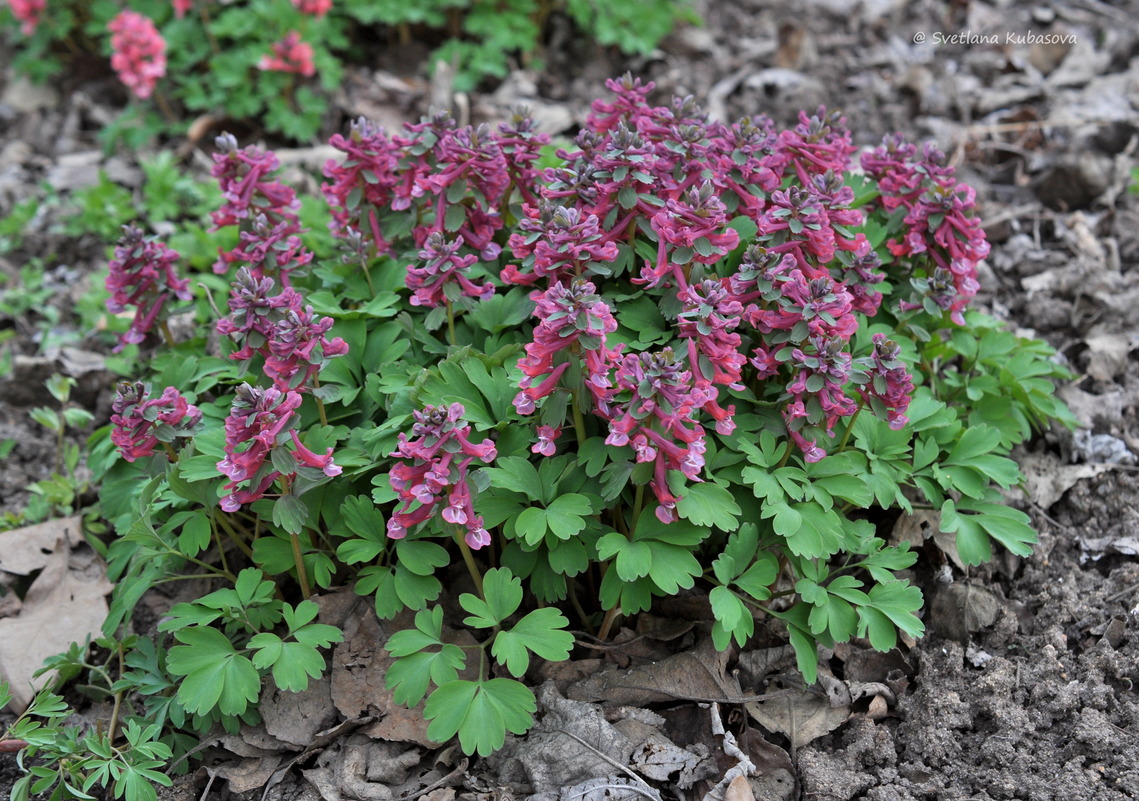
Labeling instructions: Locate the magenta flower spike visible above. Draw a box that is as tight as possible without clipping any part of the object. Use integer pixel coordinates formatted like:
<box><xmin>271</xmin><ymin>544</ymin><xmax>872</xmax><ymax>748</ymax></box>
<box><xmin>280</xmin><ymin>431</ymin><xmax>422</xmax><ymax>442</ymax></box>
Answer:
<box><xmin>388</xmin><ymin>403</ymin><xmax>497</xmax><ymax>548</ymax></box>
<box><xmin>106</xmin><ymin>226</ymin><xmax>189</xmax><ymax>352</ymax></box>
<box><xmin>110</xmin><ymin>382</ymin><xmax>201</xmax><ymax>462</ymax></box>
<box><xmin>258</xmin><ymin>31</ymin><xmax>316</xmax><ymax>77</ymax></box>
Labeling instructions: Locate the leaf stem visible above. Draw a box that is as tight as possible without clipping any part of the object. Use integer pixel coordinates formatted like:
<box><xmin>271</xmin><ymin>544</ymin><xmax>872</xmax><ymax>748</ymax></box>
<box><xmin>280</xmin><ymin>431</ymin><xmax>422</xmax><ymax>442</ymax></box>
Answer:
<box><xmin>837</xmin><ymin>402</ymin><xmax>864</xmax><ymax>452</ymax></box>
<box><xmin>312</xmin><ymin>376</ymin><xmax>329</xmax><ymax>427</ymax></box>
<box><xmin>571</xmin><ymin>387</ymin><xmax>587</xmax><ymax>448</ymax></box>
<box><xmin>445</xmin><ymin>299</ymin><xmax>457</xmax><ymax>346</ymax></box>
<box><xmin>455</xmin><ymin>528</ymin><xmax>485</xmax><ymax>599</ymax></box>
<box><xmin>290</xmin><ymin>532</ymin><xmax>312</xmax><ymax>598</ymax></box>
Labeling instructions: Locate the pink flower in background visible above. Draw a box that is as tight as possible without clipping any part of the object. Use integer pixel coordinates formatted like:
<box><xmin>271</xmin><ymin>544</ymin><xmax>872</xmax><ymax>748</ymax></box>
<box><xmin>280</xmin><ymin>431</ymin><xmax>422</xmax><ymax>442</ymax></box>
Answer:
<box><xmin>108</xmin><ymin>11</ymin><xmax>167</xmax><ymax>100</ymax></box>
<box><xmin>111</xmin><ymin>382</ymin><xmax>201</xmax><ymax>462</ymax></box>
<box><xmin>258</xmin><ymin>31</ymin><xmax>315</xmax><ymax>77</ymax></box>
<box><xmin>8</xmin><ymin>0</ymin><xmax>44</xmax><ymax>34</ymax></box>
<box><xmin>291</xmin><ymin>0</ymin><xmax>331</xmax><ymax>17</ymax></box>
<box><xmin>171</xmin><ymin>0</ymin><xmax>193</xmax><ymax>19</ymax></box>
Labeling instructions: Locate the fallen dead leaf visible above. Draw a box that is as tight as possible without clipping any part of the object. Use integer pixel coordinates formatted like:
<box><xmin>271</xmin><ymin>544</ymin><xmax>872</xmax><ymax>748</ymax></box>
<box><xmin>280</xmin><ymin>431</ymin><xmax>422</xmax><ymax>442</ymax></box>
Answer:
<box><xmin>567</xmin><ymin>641</ymin><xmax>741</xmax><ymax>706</ymax></box>
<box><xmin>1017</xmin><ymin>451</ymin><xmax>1111</xmax><ymax>510</ymax></box>
<box><xmin>745</xmin><ymin>687</ymin><xmax>850</xmax><ymax>751</ymax></box>
<box><xmin>930</xmin><ymin>583</ymin><xmax>1002</xmax><ymax>643</ymax></box>
<box><xmin>261</xmin><ymin>674</ymin><xmax>337</xmax><ymax>748</ymax></box>
<box><xmin>0</xmin><ymin>535</ymin><xmax>111</xmax><ymax>712</ymax></box>
<box><xmin>723</xmin><ymin>774</ymin><xmax>756</xmax><ymax>801</ymax></box>
<box><xmin>0</xmin><ymin>516</ymin><xmax>82</xmax><ymax>576</ymax></box>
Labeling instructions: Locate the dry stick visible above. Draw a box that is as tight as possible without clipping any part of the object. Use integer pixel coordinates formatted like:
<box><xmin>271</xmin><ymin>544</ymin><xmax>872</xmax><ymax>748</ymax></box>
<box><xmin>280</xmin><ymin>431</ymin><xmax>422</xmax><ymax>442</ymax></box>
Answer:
<box><xmin>554</xmin><ymin>729</ymin><xmax>656</xmax><ymax>793</ymax></box>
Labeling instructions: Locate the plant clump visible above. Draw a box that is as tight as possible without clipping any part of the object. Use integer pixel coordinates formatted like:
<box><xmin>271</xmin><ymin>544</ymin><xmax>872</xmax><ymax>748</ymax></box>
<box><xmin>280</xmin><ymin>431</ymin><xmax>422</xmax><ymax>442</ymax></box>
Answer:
<box><xmin>1</xmin><ymin>75</ymin><xmax>1076</xmax><ymax>798</ymax></box>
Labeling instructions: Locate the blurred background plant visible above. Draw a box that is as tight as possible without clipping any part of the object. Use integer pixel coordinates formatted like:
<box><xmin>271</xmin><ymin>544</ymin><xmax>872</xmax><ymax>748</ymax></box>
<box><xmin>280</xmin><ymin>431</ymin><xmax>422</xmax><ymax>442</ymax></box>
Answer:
<box><xmin>0</xmin><ymin>0</ymin><xmax>699</xmax><ymax>146</ymax></box>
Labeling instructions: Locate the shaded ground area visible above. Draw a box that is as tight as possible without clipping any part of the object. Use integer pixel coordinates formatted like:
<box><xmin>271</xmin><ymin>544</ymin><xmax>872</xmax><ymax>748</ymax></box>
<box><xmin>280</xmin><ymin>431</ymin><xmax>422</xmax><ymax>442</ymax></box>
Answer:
<box><xmin>2</xmin><ymin>0</ymin><xmax>1139</xmax><ymax>798</ymax></box>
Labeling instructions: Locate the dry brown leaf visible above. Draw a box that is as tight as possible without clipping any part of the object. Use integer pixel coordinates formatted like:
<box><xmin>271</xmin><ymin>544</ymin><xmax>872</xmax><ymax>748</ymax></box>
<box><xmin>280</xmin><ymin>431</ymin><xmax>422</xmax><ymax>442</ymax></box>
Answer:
<box><xmin>723</xmin><ymin>774</ymin><xmax>756</xmax><ymax>801</ymax></box>
<box><xmin>1017</xmin><ymin>451</ymin><xmax>1111</xmax><ymax>510</ymax></box>
<box><xmin>567</xmin><ymin>642</ymin><xmax>741</xmax><ymax>706</ymax></box>
<box><xmin>0</xmin><ymin>516</ymin><xmax>82</xmax><ymax>576</ymax></box>
<box><xmin>214</xmin><ymin>755</ymin><xmax>284</xmax><ymax>794</ymax></box>
<box><xmin>744</xmin><ymin>688</ymin><xmax>850</xmax><ymax>751</ymax></box>
<box><xmin>0</xmin><ymin>536</ymin><xmax>111</xmax><ymax>712</ymax></box>
<box><xmin>261</xmin><ymin>675</ymin><xmax>337</xmax><ymax>748</ymax></box>
<box><xmin>930</xmin><ymin>583</ymin><xmax>1002</xmax><ymax>644</ymax></box>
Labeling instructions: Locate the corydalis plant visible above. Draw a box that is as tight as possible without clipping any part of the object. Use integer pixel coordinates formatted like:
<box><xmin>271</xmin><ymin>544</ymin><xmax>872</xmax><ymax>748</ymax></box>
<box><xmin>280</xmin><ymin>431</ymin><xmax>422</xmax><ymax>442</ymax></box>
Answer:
<box><xmin>88</xmin><ymin>75</ymin><xmax>1073</xmax><ymax>772</ymax></box>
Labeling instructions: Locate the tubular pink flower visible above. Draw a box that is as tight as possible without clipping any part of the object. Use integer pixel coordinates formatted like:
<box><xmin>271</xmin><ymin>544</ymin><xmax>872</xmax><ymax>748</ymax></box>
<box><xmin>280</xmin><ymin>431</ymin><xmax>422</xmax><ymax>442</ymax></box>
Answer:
<box><xmin>387</xmin><ymin>403</ymin><xmax>497</xmax><ymax>548</ymax></box>
<box><xmin>291</xmin><ymin>0</ymin><xmax>331</xmax><ymax>16</ymax></box>
<box><xmin>171</xmin><ymin>0</ymin><xmax>193</xmax><ymax>18</ymax></box>
<box><xmin>210</xmin><ymin>133</ymin><xmax>300</xmax><ymax>231</ymax></box>
<box><xmin>110</xmin><ymin>382</ymin><xmax>201</xmax><ymax>462</ymax></box>
<box><xmin>9</xmin><ymin>0</ymin><xmax>44</xmax><ymax>34</ymax></box>
<box><xmin>407</xmin><ymin>232</ymin><xmax>493</xmax><ymax>308</ymax></box>
<box><xmin>105</xmin><ymin>226</ymin><xmax>189</xmax><ymax>352</ymax></box>
<box><xmin>108</xmin><ymin>11</ymin><xmax>166</xmax><ymax>100</ymax></box>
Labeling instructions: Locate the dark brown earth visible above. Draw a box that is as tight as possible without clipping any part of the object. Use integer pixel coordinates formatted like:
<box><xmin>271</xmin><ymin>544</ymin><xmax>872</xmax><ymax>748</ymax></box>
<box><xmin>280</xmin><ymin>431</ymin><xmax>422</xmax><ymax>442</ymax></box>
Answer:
<box><xmin>2</xmin><ymin>0</ymin><xmax>1139</xmax><ymax>799</ymax></box>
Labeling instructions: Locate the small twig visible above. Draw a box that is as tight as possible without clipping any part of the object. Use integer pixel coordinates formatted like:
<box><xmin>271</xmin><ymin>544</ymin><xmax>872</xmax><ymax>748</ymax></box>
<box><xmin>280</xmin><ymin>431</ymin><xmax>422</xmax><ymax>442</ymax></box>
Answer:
<box><xmin>1104</xmin><ymin>580</ymin><xmax>1139</xmax><ymax>604</ymax></box>
<box><xmin>399</xmin><ymin>758</ymin><xmax>468</xmax><ymax>800</ymax></box>
<box><xmin>555</xmin><ymin>729</ymin><xmax>655</xmax><ymax>792</ymax></box>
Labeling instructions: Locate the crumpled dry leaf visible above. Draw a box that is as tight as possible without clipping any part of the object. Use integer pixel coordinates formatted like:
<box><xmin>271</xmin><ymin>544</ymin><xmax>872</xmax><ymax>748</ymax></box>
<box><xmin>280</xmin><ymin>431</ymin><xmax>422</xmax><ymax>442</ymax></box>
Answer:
<box><xmin>261</xmin><ymin>674</ymin><xmax>337</xmax><ymax>748</ymax></box>
<box><xmin>930</xmin><ymin>583</ymin><xmax>1002</xmax><ymax>644</ymax></box>
<box><xmin>0</xmin><ymin>516</ymin><xmax>82</xmax><ymax>576</ymax></box>
<box><xmin>723</xmin><ymin>774</ymin><xmax>756</xmax><ymax>801</ymax></box>
<box><xmin>567</xmin><ymin>641</ymin><xmax>741</xmax><ymax>706</ymax></box>
<box><xmin>745</xmin><ymin>686</ymin><xmax>850</xmax><ymax>751</ymax></box>
<box><xmin>487</xmin><ymin>682</ymin><xmax>635</xmax><ymax>793</ymax></box>
<box><xmin>1017</xmin><ymin>451</ymin><xmax>1112</xmax><ymax>510</ymax></box>
<box><xmin>0</xmin><ymin>535</ymin><xmax>111</xmax><ymax>712</ymax></box>
<box><xmin>303</xmin><ymin>736</ymin><xmax>422</xmax><ymax>801</ymax></box>
<box><xmin>213</xmin><ymin>755</ymin><xmax>284</xmax><ymax>794</ymax></box>
<box><xmin>737</xmin><ymin>730</ymin><xmax>796</xmax><ymax>801</ymax></box>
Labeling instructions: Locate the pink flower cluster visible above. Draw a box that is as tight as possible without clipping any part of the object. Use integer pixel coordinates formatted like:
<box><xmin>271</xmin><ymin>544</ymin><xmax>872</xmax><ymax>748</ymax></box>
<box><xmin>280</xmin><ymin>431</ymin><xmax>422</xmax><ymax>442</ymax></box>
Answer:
<box><xmin>8</xmin><ymin>0</ymin><xmax>44</xmax><ymax>34</ymax></box>
<box><xmin>258</xmin><ymin>31</ymin><xmax>315</xmax><ymax>77</ymax></box>
<box><xmin>108</xmin><ymin>11</ymin><xmax>166</xmax><ymax>100</ymax></box>
<box><xmin>216</xmin><ymin>267</ymin><xmax>348</xmax><ymax>392</ymax></box>
<box><xmin>216</xmin><ymin>384</ymin><xmax>341</xmax><ymax>512</ymax></box>
<box><xmin>605</xmin><ymin>349</ymin><xmax>710</xmax><ymax>523</ymax></box>
<box><xmin>388</xmin><ymin>403</ymin><xmax>497</xmax><ymax>549</ymax></box>
<box><xmin>861</xmin><ymin>136</ymin><xmax>988</xmax><ymax>325</ymax></box>
<box><xmin>105</xmin><ymin>225</ymin><xmax>190</xmax><ymax>351</ymax></box>
<box><xmin>291</xmin><ymin>0</ymin><xmax>331</xmax><ymax>16</ymax></box>
<box><xmin>324</xmin><ymin>75</ymin><xmax>985</xmax><ymax>520</ymax></box>
<box><xmin>208</xmin><ymin>135</ymin><xmax>348</xmax><ymax>511</ymax></box>
<box><xmin>513</xmin><ymin>278</ymin><xmax>620</xmax><ymax>418</ymax></box>
<box><xmin>322</xmin><ymin>111</ymin><xmax>549</xmax><ymax>298</ymax></box>
<box><xmin>110</xmin><ymin>382</ymin><xmax>201</xmax><ymax>462</ymax></box>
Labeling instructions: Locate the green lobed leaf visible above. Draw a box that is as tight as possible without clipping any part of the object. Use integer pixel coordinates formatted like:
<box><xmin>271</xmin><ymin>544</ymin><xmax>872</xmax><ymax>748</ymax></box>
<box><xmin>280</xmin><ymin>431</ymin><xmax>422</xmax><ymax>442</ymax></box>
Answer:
<box><xmin>491</xmin><ymin>607</ymin><xmax>575</xmax><ymax>677</ymax></box>
<box><xmin>424</xmin><ymin>678</ymin><xmax>537</xmax><ymax>756</ymax></box>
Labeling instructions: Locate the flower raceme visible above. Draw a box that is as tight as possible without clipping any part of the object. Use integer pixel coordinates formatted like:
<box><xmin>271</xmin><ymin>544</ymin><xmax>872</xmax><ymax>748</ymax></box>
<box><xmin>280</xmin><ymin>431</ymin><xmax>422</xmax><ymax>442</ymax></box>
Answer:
<box><xmin>388</xmin><ymin>404</ymin><xmax>497</xmax><ymax>549</ymax></box>
<box><xmin>107</xmin><ymin>11</ymin><xmax>166</xmax><ymax>100</ymax></box>
<box><xmin>110</xmin><ymin>382</ymin><xmax>201</xmax><ymax>462</ymax></box>
<box><xmin>8</xmin><ymin>0</ymin><xmax>44</xmax><ymax>34</ymax></box>
<box><xmin>216</xmin><ymin>384</ymin><xmax>340</xmax><ymax>512</ymax></box>
<box><xmin>106</xmin><ymin>226</ymin><xmax>189</xmax><ymax>351</ymax></box>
